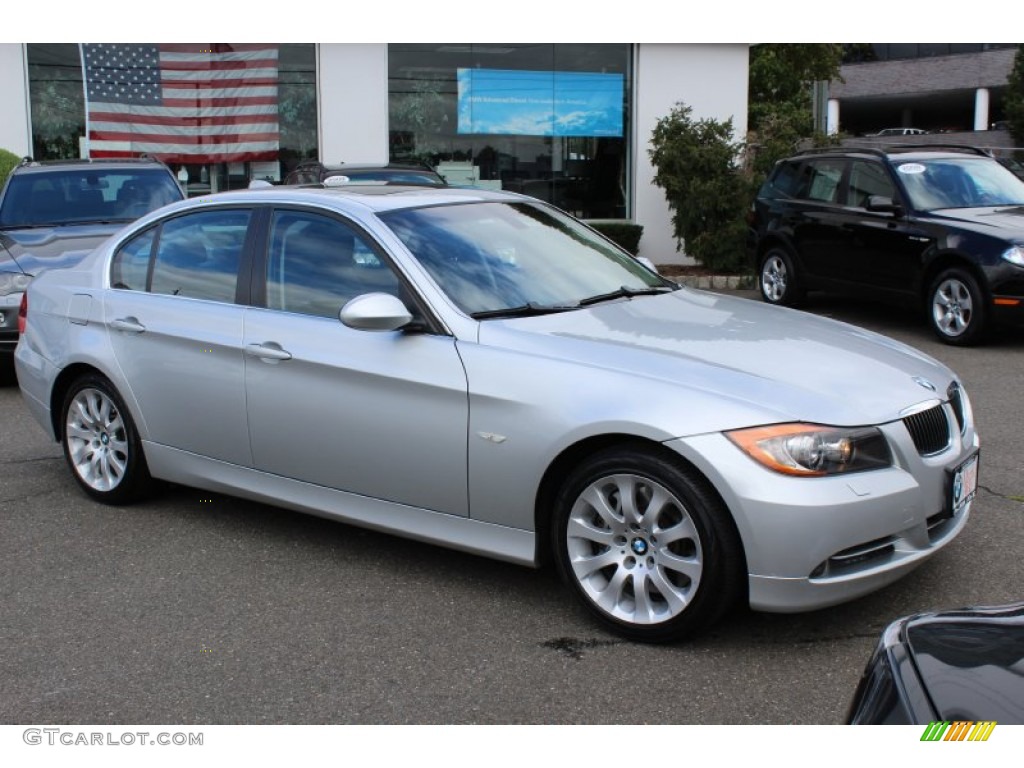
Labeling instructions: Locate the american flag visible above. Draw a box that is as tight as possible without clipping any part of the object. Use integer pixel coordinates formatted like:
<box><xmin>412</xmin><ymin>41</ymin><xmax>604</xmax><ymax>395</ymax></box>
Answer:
<box><xmin>80</xmin><ymin>43</ymin><xmax>280</xmax><ymax>164</ymax></box>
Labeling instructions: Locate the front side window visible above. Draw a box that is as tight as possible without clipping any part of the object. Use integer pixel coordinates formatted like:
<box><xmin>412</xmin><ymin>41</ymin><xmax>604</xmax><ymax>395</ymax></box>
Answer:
<box><xmin>847</xmin><ymin>161</ymin><xmax>897</xmax><ymax>208</ymax></box>
<box><xmin>150</xmin><ymin>209</ymin><xmax>250</xmax><ymax>302</ymax></box>
<box><xmin>266</xmin><ymin>210</ymin><xmax>401</xmax><ymax>318</ymax></box>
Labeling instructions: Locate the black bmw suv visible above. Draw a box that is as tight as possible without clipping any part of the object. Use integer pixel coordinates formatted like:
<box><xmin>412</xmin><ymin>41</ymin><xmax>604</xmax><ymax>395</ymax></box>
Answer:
<box><xmin>749</xmin><ymin>145</ymin><xmax>1024</xmax><ymax>345</ymax></box>
<box><xmin>0</xmin><ymin>156</ymin><xmax>183</xmax><ymax>364</ymax></box>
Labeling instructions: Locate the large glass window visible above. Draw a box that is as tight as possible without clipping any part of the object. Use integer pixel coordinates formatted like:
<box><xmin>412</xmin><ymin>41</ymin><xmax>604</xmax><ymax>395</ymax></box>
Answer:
<box><xmin>388</xmin><ymin>44</ymin><xmax>632</xmax><ymax>219</ymax></box>
<box><xmin>26</xmin><ymin>44</ymin><xmax>317</xmax><ymax>195</ymax></box>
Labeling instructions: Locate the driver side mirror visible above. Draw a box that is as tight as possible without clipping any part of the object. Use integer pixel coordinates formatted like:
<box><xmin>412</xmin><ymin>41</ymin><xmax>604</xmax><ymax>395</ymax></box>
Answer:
<box><xmin>339</xmin><ymin>293</ymin><xmax>415</xmax><ymax>332</ymax></box>
<box><xmin>866</xmin><ymin>195</ymin><xmax>903</xmax><ymax>215</ymax></box>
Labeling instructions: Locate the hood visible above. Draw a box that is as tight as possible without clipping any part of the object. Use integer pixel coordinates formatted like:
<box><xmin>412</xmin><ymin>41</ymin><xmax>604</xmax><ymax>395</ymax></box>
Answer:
<box><xmin>477</xmin><ymin>288</ymin><xmax>953</xmax><ymax>427</ymax></box>
<box><xmin>904</xmin><ymin>603</ymin><xmax>1024</xmax><ymax>722</ymax></box>
<box><xmin>0</xmin><ymin>223</ymin><xmax>123</xmax><ymax>275</ymax></box>
<box><xmin>924</xmin><ymin>205</ymin><xmax>1024</xmax><ymax>238</ymax></box>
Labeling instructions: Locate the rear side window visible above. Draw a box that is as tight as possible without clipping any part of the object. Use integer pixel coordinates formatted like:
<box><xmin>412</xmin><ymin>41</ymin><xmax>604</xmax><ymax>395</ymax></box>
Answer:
<box><xmin>149</xmin><ymin>209</ymin><xmax>251</xmax><ymax>302</ymax></box>
<box><xmin>803</xmin><ymin>159</ymin><xmax>845</xmax><ymax>203</ymax></box>
<box><xmin>111</xmin><ymin>229</ymin><xmax>156</xmax><ymax>290</ymax></box>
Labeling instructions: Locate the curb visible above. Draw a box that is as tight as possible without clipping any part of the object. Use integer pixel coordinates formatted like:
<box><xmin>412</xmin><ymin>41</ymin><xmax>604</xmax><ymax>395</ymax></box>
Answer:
<box><xmin>669</xmin><ymin>274</ymin><xmax>757</xmax><ymax>291</ymax></box>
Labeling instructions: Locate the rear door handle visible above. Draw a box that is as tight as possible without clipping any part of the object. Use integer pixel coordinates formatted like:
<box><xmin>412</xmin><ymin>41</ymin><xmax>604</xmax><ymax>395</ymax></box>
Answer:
<box><xmin>110</xmin><ymin>317</ymin><xmax>145</xmax><ymax>333</ymax></box>
<box><xmin>245</xmin><ymin>343</ymin><xmax>293</xmax><ymax>362</ymax></box>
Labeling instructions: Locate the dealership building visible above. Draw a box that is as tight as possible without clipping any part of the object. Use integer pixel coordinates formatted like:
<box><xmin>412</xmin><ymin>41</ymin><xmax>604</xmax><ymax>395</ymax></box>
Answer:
<box><xmin>0</xmin><ymin>43</ymin><xmax>749</xmax><ymax>264</ymax></box>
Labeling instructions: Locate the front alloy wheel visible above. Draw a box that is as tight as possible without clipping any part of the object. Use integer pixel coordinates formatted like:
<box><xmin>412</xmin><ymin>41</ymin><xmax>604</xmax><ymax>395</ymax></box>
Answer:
<box><xmin>553</xmin><ymin>446</ymin><xmax>742</xmax><ymax>642</ymax></box>
<box><xmin>928</xmin><ymin>269</ymin><xmax>988</xmax><ymax>346</ymax></box>
<box><xmin>62</xmin><ymin>374</ymin><xmax>153</xmax><ymax>504</ymax></box>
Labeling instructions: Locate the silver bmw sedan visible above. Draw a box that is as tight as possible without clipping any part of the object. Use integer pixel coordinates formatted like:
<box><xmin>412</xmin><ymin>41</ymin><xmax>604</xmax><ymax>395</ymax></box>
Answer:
<box><xmin>15</xmin><ymin>184</ymin><xmax>979</xmax><ymax>642</ymax></box>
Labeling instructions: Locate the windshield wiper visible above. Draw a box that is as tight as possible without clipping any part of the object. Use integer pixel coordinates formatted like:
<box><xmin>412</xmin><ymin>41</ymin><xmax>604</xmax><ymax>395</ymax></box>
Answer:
<box><xmin>470</xmin><ymin>301</ymin><xmax>580</xmax><ymax>320</ymax></box>
<box><xmin>577</xmin><ymin>284</ymin><xmax>677</xmax><ymax>307</ymax></box>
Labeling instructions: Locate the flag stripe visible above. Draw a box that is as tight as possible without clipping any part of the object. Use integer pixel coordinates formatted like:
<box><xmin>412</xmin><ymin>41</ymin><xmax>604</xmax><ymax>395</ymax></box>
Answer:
<box><xmin>91</xmin><ymin>130</ymin><xmax>281</xmax><ymax>144</ymax></box>
<box><xmin>82</xmin><ymin>42</ymin><xmax>280</xmax><ymax>164</ymax></box>
<box><xmin>90</xmin><ymin>111</ymin><xmax>277</xmax><ymax>127</ymax></box>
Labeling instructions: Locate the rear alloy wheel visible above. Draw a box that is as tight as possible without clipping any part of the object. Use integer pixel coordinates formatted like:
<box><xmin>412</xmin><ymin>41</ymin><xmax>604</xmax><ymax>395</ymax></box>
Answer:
<box><xmin>62</xmin><ymin>374</ymin><xmax>153</xmax><ymax>504</ymax></box>
<box><xmin>759</xmin><ymin>248</ymin><xmax>804</xmax><ymax>307</ymax></box>
<box><xmin>553</xmin><ymin>446</ymin><xmax>742</xmax><ymax>643</ymax></box>
<box><xmin>927</xmin><ymin>268</ymin><xmax>989</xmax><ymax>346</ymax></box>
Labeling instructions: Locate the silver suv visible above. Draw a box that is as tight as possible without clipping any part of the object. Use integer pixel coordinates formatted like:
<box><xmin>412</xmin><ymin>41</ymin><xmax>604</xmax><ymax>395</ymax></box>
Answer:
<box><xmin>0</xmin><ymin>157</ymin><xmax>183</xmax><ymax>363</ymax></box>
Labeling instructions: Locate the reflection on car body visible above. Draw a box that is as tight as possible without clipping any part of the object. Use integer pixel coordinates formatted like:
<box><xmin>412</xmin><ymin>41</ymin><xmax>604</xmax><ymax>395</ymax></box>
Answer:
<box><xmin>16</xmin><ymin>184</ymin><xmax>980</xmax><ymax>642</ymax></box>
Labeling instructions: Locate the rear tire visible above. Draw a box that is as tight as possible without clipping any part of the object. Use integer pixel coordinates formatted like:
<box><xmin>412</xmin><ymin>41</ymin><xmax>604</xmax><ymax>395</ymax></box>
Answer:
<box><xmin>552</xmin><ymin>445</ymin><xmax>743</xmax><ymax>643</ymax></box>
<box><xmin>61</xmin><ymin>373</ymin><xmax>153</xmax><ymax>504</ymax></box>
<box><xmin>759</xmin><ymin>247</ymin><xmax>804</xmax><ymax>307</ymax></box>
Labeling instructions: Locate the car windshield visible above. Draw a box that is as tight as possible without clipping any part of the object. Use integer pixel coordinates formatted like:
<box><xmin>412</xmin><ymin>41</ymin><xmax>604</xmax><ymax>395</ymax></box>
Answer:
<box><xmin>0</xmin><ymin>168</ymin><xmax>182</xmax><ymax>228</ymax></box>
<box><xmin>380</xmin><ymin>201</ymin><xmax>670</xmax><ymax>316</ymax></box>
<box><xmin>895</xmin><ymin>157</ymin><xmax>1024</xmax><ymax>210</ymax></box>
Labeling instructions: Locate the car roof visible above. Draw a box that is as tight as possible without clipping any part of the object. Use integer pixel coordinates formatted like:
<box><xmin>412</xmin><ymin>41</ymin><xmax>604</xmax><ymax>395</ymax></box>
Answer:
<box><xmin>11</xmin><ymin>157</ymin><xmax>173</xmax><ymax>175</ymax></box>
<box><xmin>791</xmin><ymin>145</ymin><xmax>995</xmax><ymax>163</ymax></box>
<box><xmin>174</xmin><ymin>184</ymin><xmax>522</xmax><ymax>215</ymax></box>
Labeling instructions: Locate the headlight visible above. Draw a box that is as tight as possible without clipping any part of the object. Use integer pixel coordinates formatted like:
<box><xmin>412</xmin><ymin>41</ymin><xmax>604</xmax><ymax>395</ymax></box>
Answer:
<box><xmin>726</xmin><ymin>423</ymin><xmax>892</xmax><ymax>476</ymax></box>
<box><xmin>1002</xmin><ymin>246</ymin><xmax>1024</xmax><ymax>267</ymax></box>
<box><xmin>0</xmin><ymin>271</ymin><xmax>32</xmax><ymax>297</ymax></box>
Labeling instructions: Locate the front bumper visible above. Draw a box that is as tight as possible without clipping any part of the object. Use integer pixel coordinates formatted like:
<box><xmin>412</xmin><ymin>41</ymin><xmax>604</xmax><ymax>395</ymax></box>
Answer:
<box><xmin>667</xmin><ymin>404</ymin><xmax>979</xmax><ymax>613</ymax></box>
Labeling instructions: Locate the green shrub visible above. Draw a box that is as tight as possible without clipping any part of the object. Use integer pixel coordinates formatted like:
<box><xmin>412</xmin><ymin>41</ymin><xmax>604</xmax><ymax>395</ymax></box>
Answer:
<box><xmin>648</xmin><ymin>103</ymin><xmax>749</xmax><ymax>272</ymax></box>
<box><xmin>588</xmin><ymin>220</ymin><xmax>643</xmax><ymax>255</ymax></box>
<box><xmin>0</xmin><ymin>148</ymin><xmax>22</xmax><ymax>186</ymax></box>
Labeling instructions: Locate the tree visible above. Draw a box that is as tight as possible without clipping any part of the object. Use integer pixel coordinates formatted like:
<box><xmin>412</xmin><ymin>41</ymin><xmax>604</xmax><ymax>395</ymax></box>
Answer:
<box><xmin>648</xmin><ymin>104</ymin><xmax>748</xmax><ymax>272</ymax></box>
<box><xmin>747</xmin><ymin>44</ymin><xmax>845</xmax><ymax>181</ymax></box>
<box><xmin>1004</xmin><ymin>45</ymin><xmax>1024</xmax><ymax>148</ymax></box>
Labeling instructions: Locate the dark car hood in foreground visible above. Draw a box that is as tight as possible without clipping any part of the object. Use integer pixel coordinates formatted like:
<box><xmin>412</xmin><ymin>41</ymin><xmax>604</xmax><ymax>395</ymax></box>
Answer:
<box><xmin>0</xmin><ymin>223</ymin><xmax>123</xmax><ymax>275</ymax></box>
<box><xmin>481</xmin><ymin>288</ymin><xmax>952</xmax><ymax>430</ymax></box>
<box><xmin>849</xmin><ymin>602</ymin><xmax>1024</xmax><ymax>724</ymax></box>
<box><xmin>904</xmin><ymin>603</ymin><xmax>1024</xmax><ymax>722</ymax></box>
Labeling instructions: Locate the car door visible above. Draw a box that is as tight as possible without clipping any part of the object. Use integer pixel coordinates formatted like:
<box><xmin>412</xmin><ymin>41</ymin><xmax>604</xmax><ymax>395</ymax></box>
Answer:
<box><xmin>839</xmin><ymin>160</ymin><xmax>930</xmax><ymax>293</ymax></box>
<box><xmin>105</xmin><ymin>207</ymin><xmax>254</xmax><ymax>466</ymax></box>
<box><xmin>785</xmin><ymin>157</ymin><xmax>855</xmax><ymax>282</ymax></box>
<box><xmin>242</xmin><ymin>208</ymin><xmax>470</xmax><ymax>516</ymax></box>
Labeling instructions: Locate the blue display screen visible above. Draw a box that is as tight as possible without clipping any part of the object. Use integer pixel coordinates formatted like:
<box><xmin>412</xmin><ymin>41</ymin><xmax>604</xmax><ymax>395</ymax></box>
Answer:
<box><xmin>457</xmin><ymin>68</ymin><xmax>624</xmax><ymax>137</ymax></box>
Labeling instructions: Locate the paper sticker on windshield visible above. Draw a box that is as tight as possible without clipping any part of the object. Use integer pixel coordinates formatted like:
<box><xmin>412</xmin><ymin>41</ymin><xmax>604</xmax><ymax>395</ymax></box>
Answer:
<box><xmin>898</xmin><ymin>163</ymin><xmax>926</xmax><ymax>174</ymax></box>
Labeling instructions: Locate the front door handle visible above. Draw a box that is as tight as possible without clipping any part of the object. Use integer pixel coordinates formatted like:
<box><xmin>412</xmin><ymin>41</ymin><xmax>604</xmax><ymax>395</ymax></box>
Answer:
<box><xmin>110</xmin><ymin>317</ymin><xmax>146</xmax><ymax>333</ymax></box>
<box><xmin>245</xmin><ymin>343</ymin><xmax>293</xmax><ymax>362</ymax></box>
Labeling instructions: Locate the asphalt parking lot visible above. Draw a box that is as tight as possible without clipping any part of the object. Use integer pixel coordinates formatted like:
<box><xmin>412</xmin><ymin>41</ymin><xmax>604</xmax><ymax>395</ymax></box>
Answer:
<box><xmin>1</xmin><ymin>290</ymin><xmax>1021</xmax><ymax>725</ymax></box>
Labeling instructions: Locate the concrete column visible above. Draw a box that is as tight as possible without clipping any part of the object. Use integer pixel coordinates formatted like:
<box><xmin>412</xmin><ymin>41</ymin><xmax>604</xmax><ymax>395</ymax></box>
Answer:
<box><xmin>974</xmin><ymin>88</ymin><xmax>990</xmax><ymax>131</ymax></box>
<box><xmin>827</xmin><ymin>99</ymin><xmax>840</xmax><ymax>135</ymax></box>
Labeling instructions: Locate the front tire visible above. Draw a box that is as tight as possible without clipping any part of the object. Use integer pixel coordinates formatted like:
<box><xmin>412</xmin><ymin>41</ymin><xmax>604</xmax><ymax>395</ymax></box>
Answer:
<box><xmin>927</xmin><ymin>268</ymin><xmax>989</xmax><ymax>346</ymax></box>
<box><xmin>759</xmin><ymin>247</ymin><xmax>804</xmax><ymax>307</ymax></box>
<box><xmin>61</xmin><ymin>374</ymin><xmax>153</xmax><ymax>504</ymax></box>
<box><xmin>552</xmin><ymin>445</ymin><xmax>743</xmax><ymax>643</ymax></box>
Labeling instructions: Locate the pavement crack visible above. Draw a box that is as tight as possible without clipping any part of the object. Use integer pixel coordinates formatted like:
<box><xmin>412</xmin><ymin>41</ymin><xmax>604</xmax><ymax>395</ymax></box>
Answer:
<box><xmin>979</xmin><ymin>484</ymin><xmax>1024</xmax><ymax>504</ymax></box>
<box><xmin>0</xmin><ymin>455</ymin><xmax>62</xmax><ymax>466</ymax></box>
<box><xmin>541</xmin><ymin>637</ymin><xmax>622</xmax><ymax>659</ymax></box>
<box><xmin>0</xmin><ymin>488</ymin><xmax>64</xmax><ymax>506</ymax></box>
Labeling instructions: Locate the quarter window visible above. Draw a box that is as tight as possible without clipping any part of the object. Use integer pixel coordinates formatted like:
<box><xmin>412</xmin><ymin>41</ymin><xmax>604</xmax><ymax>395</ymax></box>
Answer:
<box><xmin>111</xmin><ymin>229</ymin><xmax>156</xmax><ymax>291</ymax></box>
<box><xmin>266</xmin><ymin>210</ymin><xmax>401</xmax><ymax>319</ymax></box>
<box><xmin>150</xmin><ymin>210</ymin><xmax>251</xmax><ymax>302</ymax></box>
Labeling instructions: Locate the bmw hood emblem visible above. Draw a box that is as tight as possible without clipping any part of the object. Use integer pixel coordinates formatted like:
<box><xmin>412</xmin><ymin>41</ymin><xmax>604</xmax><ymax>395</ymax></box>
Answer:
<box><xmin>913</xmin><ymin>376</ymin><xmax>937</xmax><ymax>392</ymax></box>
